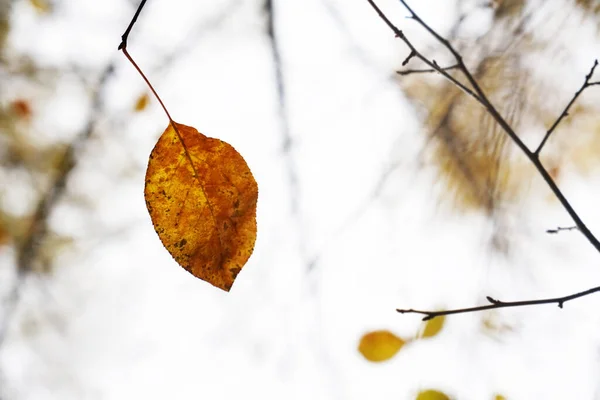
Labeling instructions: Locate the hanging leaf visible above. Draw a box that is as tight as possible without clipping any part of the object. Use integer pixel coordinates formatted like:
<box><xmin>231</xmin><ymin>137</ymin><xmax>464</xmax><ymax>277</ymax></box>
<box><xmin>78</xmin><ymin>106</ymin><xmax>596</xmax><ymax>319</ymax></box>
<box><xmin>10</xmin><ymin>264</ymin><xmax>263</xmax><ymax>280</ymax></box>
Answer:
<box><xmin>421</xmin><ymin>315</ymin><xmax>445</xmax><ymax>339</ymax></box>
<box><xmin>415</xmin><ymin>389</ymin><xmax>450</xmax><ymax>400</ymax></box>
<box><xmin>145</xmin><ymin>122</ymin><xmax>258</xmax><ymax>291</ymax></box>
<box><xmin>358</xmin><ymin>330</ymin><xmax>406</xmax><ymax>362</ymax></box>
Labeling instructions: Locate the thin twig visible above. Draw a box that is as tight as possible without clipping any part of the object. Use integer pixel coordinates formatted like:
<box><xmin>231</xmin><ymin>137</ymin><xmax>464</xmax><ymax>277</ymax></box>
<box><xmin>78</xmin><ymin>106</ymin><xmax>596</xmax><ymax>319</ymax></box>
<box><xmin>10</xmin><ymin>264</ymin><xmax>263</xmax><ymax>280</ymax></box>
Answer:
<box><xmin>118</xmin><ymin>0</ymin><xmax>147</xmax><ymax>50</ymax></box>
<box><xmin>535</xmin><ymin>59</ymin><xmax>599</xmax><ymax>155</ymax></box>
<box><xmin>546</xmin><ymin>225</ymin><xmax>579</xmax><ymax>234</ymax></box>
<box><xmin>118</xmin><ymin>1</ymin><xmax>173</xmax><ymax>123</ymax></box>
<box><xmin>397</xmin><ymin>64</ymin><xmax>459</xmax><ymax>76</ymax></box>
<box><xmin>365</xmin><ymin>0</ymin><xmax>483</xmax><ymax>105</ymax></box>
<box><xmin>398</xmin><ymin>285</ymin><xmax>600</xmax><ymax>321</ymax></box>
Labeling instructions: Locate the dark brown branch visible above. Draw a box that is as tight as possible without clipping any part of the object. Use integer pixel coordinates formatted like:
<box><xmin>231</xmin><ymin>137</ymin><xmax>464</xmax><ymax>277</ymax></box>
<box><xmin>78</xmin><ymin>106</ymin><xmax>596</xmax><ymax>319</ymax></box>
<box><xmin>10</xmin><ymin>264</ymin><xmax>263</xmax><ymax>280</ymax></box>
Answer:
<box><xmin>122</xmin><ymin>48</ymin><xmax>173</xmax><ymax>122</ymax></box>
<box><xmin>118</xmin><ymin>0</ymin><xmax>147</xmax><ymax>50</ymax></box>
<box><xmin>546</xmin><ymin>225</ymin><xmax>578</xmax><ymax>234</ymax></box>
<box><xmin>119</xmin><ymin>1</ymin><xmax>174</xmax><ymax>124</ymax></box>
<box><xmin>535</xmin><ymin>59</ymin><xmax>599</xmax><ymax>155</ymax></box>
<box><xmin>396</xmin><ymin>63</ymin><xmax>459</xmax><ymax>76</ymax></box>
<box><xmin>402</xmin><ymin>50</ymin><xmax>416</xmax><ymax>66</ymax></box>
<box><xmin>366</xmin><ymin>0</ymin><xmax>600</xmax><ymax>254</ymax></box>
<box><xmin>365</xmin><ymin>0</ymin><xmax>483</xmax><ymax>105</ymax></box>
<box><xmin>398</xmin><ymin>285</ymin><xmax>600</xmax><ymax>321</ymax></box>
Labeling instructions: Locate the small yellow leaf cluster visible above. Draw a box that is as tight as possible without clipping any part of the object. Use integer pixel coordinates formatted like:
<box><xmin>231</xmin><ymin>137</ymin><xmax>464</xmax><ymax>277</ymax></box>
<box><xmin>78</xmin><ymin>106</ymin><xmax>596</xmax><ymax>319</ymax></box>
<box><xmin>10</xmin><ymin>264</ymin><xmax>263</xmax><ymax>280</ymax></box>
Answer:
<box><xmin>357</xmin><ymin>315</ymin><xmax>446</xmax><ymax>363</ymax></box>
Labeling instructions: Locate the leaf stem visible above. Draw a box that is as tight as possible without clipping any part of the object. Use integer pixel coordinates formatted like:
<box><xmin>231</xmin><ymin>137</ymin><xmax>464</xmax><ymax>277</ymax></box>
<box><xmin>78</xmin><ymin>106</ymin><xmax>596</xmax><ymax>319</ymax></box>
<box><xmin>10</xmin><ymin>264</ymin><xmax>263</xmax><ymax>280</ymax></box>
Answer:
<box><xmin>121</xmin><ymin>48</ymin><xmax>174</xmax><ymax>123</ymax></box>
<box><xmin>118</xmin><ymin>0</ymin><xmax>174</xmax><ymax>123</ymax></box>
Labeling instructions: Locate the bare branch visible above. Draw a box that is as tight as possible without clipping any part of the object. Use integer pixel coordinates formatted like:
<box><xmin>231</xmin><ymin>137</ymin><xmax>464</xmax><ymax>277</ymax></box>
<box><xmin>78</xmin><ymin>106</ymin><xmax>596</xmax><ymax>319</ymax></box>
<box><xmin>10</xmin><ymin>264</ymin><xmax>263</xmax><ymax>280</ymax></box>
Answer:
<box><xmin>365</xmin><ymin>0</ymin><xmax>483</xmax><ymax>105</ymax></box>
<box><xmin>535</xmin><ymin>59</ymin><xmax>599</xmax><ymax>155</ymax></box>
<box><xmin>398</xmin><ymin>285</ymin><xmax>600</xmax><ymax>321</ymax></box>
<box><xmin>396</xmin><ymin>63</ymin><xmax>459</xmax><ymax>76</ymax></box>
<box><xmin>546</xmin><ymin>226</ymin><xmax>579</xmax><ymax>234</ymax></box>
<box><xmin>118</xmin><ymin>0</ymin><xmax>147</xmax><ymax>50</ymax></box>
<box><xmin>366</xmin><ymin>0</ymin><xmax>600</xmax><ymax>254</ymax></box>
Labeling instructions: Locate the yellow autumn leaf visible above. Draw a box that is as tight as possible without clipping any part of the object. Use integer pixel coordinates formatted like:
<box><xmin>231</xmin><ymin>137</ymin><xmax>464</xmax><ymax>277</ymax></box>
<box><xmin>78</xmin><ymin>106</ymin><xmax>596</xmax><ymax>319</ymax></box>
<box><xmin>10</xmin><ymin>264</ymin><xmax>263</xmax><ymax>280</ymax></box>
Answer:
<box><xmin>145</xmin><ymin>122</ymin><xmax>258</xmax><ymax>291</ymax></box>
<box><xmin>421</xmin><ymin>315</ymin><xmax>445</xmax><ymax>339</ymax></box>
<box><xmin>358</xmin><ymin>330</ymin><xmax>406</xmax><ymax>362</ymax></box>
<box><xmin>416</xmin><ymin>389</ymin><xmax>450</xmax><ymax>400</ymax></box>
<box><xmin>494</xmin><ymin>395</ymin><xmax>507</xmax><ymax>400</ymax></box>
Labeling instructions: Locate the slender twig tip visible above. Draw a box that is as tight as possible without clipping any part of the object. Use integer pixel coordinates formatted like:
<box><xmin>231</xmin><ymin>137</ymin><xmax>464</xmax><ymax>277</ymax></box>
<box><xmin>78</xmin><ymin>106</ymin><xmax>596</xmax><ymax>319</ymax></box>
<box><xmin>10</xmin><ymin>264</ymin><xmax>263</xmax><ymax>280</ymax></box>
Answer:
<box><xmin>402</xmin><ymin>50</ymin><xmax>416</xmax><ymax>66</ymax></box>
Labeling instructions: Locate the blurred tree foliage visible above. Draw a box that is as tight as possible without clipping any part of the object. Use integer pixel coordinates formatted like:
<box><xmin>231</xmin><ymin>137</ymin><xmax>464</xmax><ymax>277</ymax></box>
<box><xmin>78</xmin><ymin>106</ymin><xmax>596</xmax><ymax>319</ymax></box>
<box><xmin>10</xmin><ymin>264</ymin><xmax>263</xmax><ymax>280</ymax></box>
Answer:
<box><xmin>1</xmin><ymin>0</ymin><xmax>69</xmax><ymax>274</ymax></box>
<box><xmin>0</xmin><ymin>0</ymin><xmax>119</xmax><ymax>277</ymax></box>
<box><xmin>0</xmin><ymin>10</ymin><xmax>127</xmax><ymax>388</ymax></box>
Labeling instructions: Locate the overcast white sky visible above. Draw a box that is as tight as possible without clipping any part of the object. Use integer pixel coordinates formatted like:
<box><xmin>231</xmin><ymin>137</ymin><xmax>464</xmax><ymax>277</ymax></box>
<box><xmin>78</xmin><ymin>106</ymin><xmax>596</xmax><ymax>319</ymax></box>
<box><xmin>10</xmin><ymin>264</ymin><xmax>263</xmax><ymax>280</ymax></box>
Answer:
<box><xmin>1</xmin><ymin>0</ymin><xmax>600</xmax><ymax>399</ymax></box>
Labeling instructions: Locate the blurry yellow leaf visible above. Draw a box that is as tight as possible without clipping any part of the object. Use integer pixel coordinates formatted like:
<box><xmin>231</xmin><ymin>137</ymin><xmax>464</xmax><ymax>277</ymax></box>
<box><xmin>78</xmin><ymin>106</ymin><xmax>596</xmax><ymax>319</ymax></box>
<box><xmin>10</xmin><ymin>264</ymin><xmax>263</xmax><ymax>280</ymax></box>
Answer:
<box><xmin>481</xmin><ymin>312</ymin><xmax>514</xmax><ymax>337</ymax></box>
<box><xmin>29</xmin><ymin>0</ymin><xmax>51</xmax><ymax>14</ymax></box>
<box><xmin>421</xmin><ymin>315</ymin><xmax>445</xmax><ymax>339</ymax></box>
<box><xmin>145</xmin><ymin>122</ymin><xmax>258</xmax><ymax>291</ymax></box>
<box><xmin>494</xmin><ymin>394</ymin><xmax>507</xmax><ymax>400</ymax></box>
<box><xmin>416</xmin><ymin>389</ymin><xmax>450</xmax><ymax>400</ymax></box>
<box><xmin>134</xmin><ymin>93</ymin><xmax>150</xmax><ymax>112</ymax></box>
<box><xmin>493</xmin><ymin>0</ymin><xmax>525</xmax><ymax>19</ymax></box>
<box><xmin>358</xmin><ymin>330</ymin><xmax>406</xmax><ymax>362</ymax></box>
